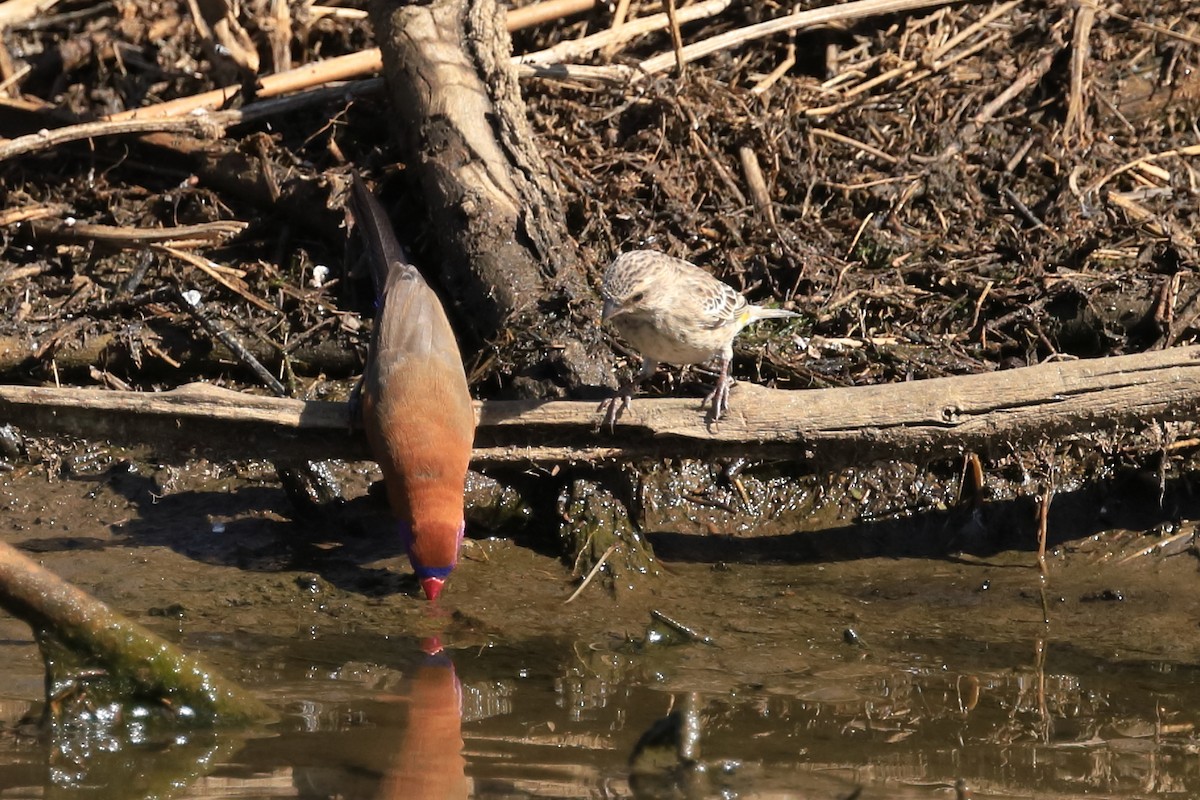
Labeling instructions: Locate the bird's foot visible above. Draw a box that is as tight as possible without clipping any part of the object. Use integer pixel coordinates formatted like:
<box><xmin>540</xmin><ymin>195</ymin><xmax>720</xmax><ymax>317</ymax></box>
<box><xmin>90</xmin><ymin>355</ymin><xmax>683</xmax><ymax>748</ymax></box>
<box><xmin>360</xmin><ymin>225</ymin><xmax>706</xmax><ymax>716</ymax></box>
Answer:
<box><xmin>596</xmin><ymin>385</ymin><xmax>635</xmax><ymax>432</ymax></box>
<box><xmin>701</xmin><ymin>374</ymin><xmax>733</xmax><ymax>426</ymax></box>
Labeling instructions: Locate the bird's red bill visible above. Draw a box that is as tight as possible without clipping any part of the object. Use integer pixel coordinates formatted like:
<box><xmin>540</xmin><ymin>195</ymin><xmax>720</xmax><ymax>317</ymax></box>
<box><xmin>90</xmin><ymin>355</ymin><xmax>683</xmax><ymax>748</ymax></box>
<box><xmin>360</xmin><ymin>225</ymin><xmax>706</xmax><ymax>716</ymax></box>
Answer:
<box><xmin>421</xmin><ymin>576</ymin><xmax>446</xmax><ymax>602</ymax></box>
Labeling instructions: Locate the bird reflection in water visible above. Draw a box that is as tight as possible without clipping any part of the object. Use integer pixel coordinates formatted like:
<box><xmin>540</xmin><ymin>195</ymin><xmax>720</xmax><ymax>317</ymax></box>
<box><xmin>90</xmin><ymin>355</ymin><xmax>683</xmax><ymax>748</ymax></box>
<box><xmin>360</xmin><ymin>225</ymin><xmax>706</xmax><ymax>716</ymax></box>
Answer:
<box><xmin>287</xmin><ymin>638</ymin><xmax>469</xmax><ymax>800</ymax></box>
<box><xmin>375</xmin><ymin>637</ymin><xmax>468</xmax><ymax>800</ymax></box>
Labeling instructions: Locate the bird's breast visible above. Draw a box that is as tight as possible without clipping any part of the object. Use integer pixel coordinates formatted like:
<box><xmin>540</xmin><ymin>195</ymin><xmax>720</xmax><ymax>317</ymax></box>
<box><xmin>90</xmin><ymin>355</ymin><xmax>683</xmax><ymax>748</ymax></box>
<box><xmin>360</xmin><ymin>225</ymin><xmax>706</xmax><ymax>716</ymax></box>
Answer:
<box><xmin>612</xmin><ymin>308</ymin><xmax>727</xmax><ymax>365</ymax></box>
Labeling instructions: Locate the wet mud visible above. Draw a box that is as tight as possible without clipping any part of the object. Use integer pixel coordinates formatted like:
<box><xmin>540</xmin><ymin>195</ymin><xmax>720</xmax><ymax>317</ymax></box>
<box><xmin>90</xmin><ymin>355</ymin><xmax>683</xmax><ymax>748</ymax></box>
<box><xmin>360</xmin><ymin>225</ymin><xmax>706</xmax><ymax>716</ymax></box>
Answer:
<box><xmin>3</xmin><ymin>450</ymin><xmax>1200</xmax><ymax>798</ymax></box>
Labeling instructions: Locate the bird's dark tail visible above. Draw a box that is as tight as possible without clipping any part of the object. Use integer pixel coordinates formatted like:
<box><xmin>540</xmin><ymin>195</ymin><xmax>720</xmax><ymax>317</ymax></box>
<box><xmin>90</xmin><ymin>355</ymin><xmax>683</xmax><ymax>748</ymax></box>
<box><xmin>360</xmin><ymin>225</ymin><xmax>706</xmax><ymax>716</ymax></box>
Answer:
<box><xmin>348</xmin><ymin>172</ymin><xmax>413</xmax><ymax>299</ymax></box>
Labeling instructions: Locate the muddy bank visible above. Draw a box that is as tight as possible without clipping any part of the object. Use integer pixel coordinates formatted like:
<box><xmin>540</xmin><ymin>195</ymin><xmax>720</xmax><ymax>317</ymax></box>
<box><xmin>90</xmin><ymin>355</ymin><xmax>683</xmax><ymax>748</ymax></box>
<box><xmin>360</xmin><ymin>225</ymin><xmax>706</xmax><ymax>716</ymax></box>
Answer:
<box><xmin>3</xmin><ymin>450</ymin><xmax>1200</xmax><ymax>796</ymax></box>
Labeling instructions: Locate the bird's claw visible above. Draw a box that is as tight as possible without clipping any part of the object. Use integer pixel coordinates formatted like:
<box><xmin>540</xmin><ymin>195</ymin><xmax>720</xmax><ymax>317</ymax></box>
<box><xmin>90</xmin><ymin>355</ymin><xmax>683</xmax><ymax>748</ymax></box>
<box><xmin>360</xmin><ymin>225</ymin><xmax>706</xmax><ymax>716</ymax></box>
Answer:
<box><xmin>701</xmin><ymin>374</ymin><xmax>733</xmax><ymax>425</ymax></box>
<box><xmin>596</xmin><ymin>386</ymin><xmax>634</xmax><ymax>432</ymax></box>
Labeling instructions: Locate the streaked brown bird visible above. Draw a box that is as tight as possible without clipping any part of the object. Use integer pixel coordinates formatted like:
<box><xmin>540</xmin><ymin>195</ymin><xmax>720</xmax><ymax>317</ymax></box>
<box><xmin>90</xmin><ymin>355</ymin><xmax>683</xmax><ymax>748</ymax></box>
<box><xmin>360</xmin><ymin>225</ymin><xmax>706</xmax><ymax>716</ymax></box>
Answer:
<box><xmin>599</xmin><ymin>250</ymin><xmax>798</xmax><ymax>427</ymax></box>
<box><xmin>349</xmin><ymin>175</ymin><xmax>475</xmax><ymax>602</ymax></box>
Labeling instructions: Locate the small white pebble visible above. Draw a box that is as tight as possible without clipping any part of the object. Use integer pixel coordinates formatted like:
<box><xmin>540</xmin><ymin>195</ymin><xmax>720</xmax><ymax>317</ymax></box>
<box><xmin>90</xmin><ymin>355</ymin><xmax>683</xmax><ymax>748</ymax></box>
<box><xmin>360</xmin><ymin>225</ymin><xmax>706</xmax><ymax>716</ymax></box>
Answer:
<box><xmin>64</xmin><ymin>216</ymin><xmax>76</xmax><ymax>227</ymax></box>
<box><xmin>181</xmin><ymin>289</ymin><xmax>202</xmax><ymax>306</ymax></box>
<box><xmin>310</xmin><ymin>265</ymin><xmax>330</xmax><ymax>288</ymax></box>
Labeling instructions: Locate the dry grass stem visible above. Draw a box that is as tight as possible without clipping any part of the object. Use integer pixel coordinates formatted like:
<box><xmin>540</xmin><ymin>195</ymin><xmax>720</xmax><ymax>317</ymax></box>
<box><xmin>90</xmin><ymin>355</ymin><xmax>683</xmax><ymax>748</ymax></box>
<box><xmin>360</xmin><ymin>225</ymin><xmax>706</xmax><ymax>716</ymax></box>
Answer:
<box><xmin>1064</xmin><ymin>3</ymin><xmax>1095</xmax><ymax>141</ymax></box>
<box><xmin>507</xmin><ymin>0</ymin><xmax>597</xmax><ymax>30</ymax></box>
<box><xmin>519</xmin><ymin>0</ymin><xmax>733</xmax><ymax>66</ymax></box>
<box><xmin>637</xmin><ymin>0</ymin><xmax>963</xmax><ymax>77</ymax></box>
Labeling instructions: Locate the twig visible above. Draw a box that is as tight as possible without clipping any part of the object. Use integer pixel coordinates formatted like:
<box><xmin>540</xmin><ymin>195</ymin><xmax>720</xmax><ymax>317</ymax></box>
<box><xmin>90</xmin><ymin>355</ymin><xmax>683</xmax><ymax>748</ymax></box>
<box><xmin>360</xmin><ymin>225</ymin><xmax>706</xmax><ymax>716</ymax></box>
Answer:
<box><xmin>307</xmin><ymin>6</ymin><xmax>367</xmax><ymax>20</ymax></box>
<box><xmin>0</xmin><ymin>63</ymin><xmax>31</xmax><ymax>96</ymax></box>
<box><xmin>0</xmin><ymin>116</ymin><xmax>227</xmax><ymax>162</ymax></box>
<box><xmin>519</xmin><ymin>0</ymin><xmax>733</xmax><ymax>67</ymax></box>
<box><xmin>1</xmin><ymin>80</ymin><xmax>386</xmax><ymax>162</ymax></box>
<box><xmin>845</xmin><ymin>211</ymin><xmax>875</xmax><ymax>260</ymax></box>
<box><xmin>0</xmin><ymin>539</ymin><xmax>274</xmax><ymax>724</ymax></box>
<box><xmin>1089</xmin><ymin>144</ymin><xmax>1200</xmax><ymax>194</ymax></box>
<box><xmin>1106</xmin><ymin>191</ymin><xmax>1197</xmax><ymax>248</ymax></box>
<box><xmin>154</xmin><ymin>245</ymin><xmax>278</xmax><ymax>314</ymax></box>
<box><xmin>0</xmin><ymin>202</ymin><xmax>67</xmax><ymax>226</ymax></box>
<box><xmin>177</xmin><ymin>290</ymin><xmax>287</xmax><ymax>396</ymax></box>
<box><xmin>662</xmin><ymin>0</ymin><xmax>686</xmax><ymax>77</ymax></box>
<box><xmin>637</xmin><ymin>0</ymin><xmax>962</xmax><ymax>78</ymax></box>
<box><xmin>811</xmin><ymin>127</ymin><xmax>899</xmax><ymax>164</ymax></box>
<box><xmin>516</xmin><ymin>62</ymin><xmax>634</xmax><ymax>84</ymax></box>
<box><xmin>649</xmin><ymin>609</ymin><xmax>717</xmax><ymax>645</ymax></box>
<box><xmin>1036</xmin><ymin>486</ymin><xmax>1051</xmax><ymax>575</ymax></box>
<box><xmin>602</xmin><ymin>0</ymin><xmax>635</xmax><ymax>59</ymax></box>
<box><xmin>973</xmin><ymin>41</ymin><xmax>1061</xmax><ymax>126</ymax></box>
<box><xmin>268</xmin><ymin>0</ymin><xmax>293</xmax><ymax>72</ymax></box>
<box><xmin>750</xmin><ymin>39</ymin><xmax>796</xmax><ymax>96</ymax></box>
<box><xmin>106</xmin><ymin>49</ymin><xmax>385</xmax><ymax>121</ymax></box>
<box><xmin>89</xmin><ymin>286</ymin><xmax>178</xmax><ymax>318</ymax></box>
<box><xmin>0</xmin><ymin>0</ymin><xmax>62</xmax><ymax>27</ymax></box>
<box><xmin>738</xmin><ymin>146</ymin><xmax>775</xmax><ymax>226</ymax></box>
<box><xmin>1080</xmin><ymin>0</ymin><xmax>1200</xmax><ymax>48</ymax></box>
<box><xmin>969</xmin><ymin>280</ymin><xmax>994</xmax><ymax>336</ymax></box>
<box><xmin>25</xmin><ymin>218</ymin><xmax>247</xmax><ymax>247</ymax></box>
<box><xmin>1114</xmin><ymin>524</ymin><xmax>1197</xmax><ymax>565</ymax></box>
<box><xmin>0</xmin><ymin>263</ymin><xmax>55</xmax><ymax>284</ymax></box>
<box><xmin>563</xmin><ymin>540</ymin><xmax>620</xmax><ymax>603</ymax></box>
<box><xmin>1064</xmin><ymin>3</ymin><xmax>1095</xmax><ymax>141</ymax></box>
<box><xmin>807</xmin><ymin>11</ymin><xmax>1010</xmax><ymax>116</ymax></box>
<box><xmin>957</xmin><ymin>452</ymin><xmax>985</xmax><ymax>508</ymax></box>
<box><xmin>1001</xmin><ymin>187</ymin><xmax>1055</xmax><ymax>236</ymax></box>
<box><xmin>895</xmin><ymin>31</ymin><xmax>1005</xmax><ymax>91</ymax></box>
<box><xmin>931</xmin><ymin>0</ymin><xmax>1021</xmax><ymax>62</ymax></box>
<box><xmin>99</xmin><ymin>0</ymin><xmax>606</xmax><ymax>124</ymax></box>
<box><xmin>507</xmin><ymin>0</ymin><xmax>596</xmax><ymax>31</ymax></box>
<box><xmin>184</xmin><ymin>0</ymin><xmax>258</xmax><ymax>78</ymax></box>
<box><xmin>1005</xmin><ymin>136</ymin><xmax>1036</xmax><ymax>173</ymax></box>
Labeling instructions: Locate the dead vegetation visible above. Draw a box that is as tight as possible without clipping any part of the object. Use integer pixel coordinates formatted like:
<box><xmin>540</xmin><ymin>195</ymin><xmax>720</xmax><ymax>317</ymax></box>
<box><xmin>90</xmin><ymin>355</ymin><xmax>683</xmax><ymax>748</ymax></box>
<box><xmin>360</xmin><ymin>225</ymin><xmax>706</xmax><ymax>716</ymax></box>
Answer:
<box><xmin>2</xmin><ymin>0</ymin><xmax>1200</xmax><ymax>497</ymax></box>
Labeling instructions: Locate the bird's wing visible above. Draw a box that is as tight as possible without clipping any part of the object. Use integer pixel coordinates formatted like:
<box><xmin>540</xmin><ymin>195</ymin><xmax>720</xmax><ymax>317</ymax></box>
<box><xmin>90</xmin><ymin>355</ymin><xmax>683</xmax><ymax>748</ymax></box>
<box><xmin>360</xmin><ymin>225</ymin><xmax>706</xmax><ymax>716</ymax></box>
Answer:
<box><xmin>688</xmin><ymin>273</ymin><xmax>748</xmax><ymax>329</ymax></box>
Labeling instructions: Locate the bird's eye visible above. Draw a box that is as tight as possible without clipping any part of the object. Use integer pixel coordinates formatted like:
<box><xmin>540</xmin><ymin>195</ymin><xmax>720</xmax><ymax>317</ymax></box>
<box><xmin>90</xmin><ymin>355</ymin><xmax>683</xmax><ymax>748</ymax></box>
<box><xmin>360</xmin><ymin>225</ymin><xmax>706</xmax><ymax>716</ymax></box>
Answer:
<box><xmin>629</xmin><ymin>291</ymin><xmax>645</xmax><ymax>304</ymax></box>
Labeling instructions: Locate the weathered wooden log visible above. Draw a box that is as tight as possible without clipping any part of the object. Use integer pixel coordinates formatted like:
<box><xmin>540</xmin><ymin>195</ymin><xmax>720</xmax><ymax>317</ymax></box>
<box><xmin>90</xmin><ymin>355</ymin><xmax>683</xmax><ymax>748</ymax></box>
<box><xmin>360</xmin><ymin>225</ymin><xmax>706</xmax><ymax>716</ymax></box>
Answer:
<box><xmin>0</xmin><ymin>332</ymin><xmax>361</xmax><ymax>378</ymax></box>
<box><xmin>2</xmin><ymin>346</ymin><xmax>1199</xmax><ymax>466</ymax></box>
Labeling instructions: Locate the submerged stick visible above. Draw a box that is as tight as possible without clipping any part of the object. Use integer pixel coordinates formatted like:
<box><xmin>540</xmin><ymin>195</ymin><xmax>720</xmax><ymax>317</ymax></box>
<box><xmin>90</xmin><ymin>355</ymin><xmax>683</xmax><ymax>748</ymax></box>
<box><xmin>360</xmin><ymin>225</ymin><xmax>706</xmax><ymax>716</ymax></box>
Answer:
<box><xmin>0</xmin><ymin>540</ymin><xmax>275</xmax><ymax>725</ymax></box>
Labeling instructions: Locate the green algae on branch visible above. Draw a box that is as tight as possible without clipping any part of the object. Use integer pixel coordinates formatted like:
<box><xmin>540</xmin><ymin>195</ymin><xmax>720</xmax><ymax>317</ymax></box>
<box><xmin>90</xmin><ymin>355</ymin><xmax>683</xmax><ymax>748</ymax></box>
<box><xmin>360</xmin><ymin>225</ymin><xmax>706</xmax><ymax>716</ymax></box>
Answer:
<box><xmin>0</xmin><ymin>540</ymin><xmax>275</xmax><ymax>727</ymax></box>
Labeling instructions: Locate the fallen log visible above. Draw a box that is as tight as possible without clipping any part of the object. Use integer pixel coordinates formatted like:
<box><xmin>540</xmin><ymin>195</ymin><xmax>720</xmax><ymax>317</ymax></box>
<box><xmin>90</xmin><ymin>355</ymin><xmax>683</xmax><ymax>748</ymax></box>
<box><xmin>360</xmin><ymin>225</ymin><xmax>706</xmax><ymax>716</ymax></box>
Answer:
<box><xmin>0</xmin><ymin>540</ymin><xmax>274</xmax><ymax>726</ymax></box>
<box><xmin>2</xmin><ymin>346</ymin><xmax>1199</xmax><ymax>466</ymax></box>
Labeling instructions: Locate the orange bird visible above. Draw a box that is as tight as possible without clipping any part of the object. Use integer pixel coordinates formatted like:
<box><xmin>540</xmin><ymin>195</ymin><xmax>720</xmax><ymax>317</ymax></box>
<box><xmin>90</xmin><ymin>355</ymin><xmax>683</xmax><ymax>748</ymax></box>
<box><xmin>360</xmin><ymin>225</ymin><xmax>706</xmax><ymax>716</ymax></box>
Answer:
<box><xmin>348</xmin><ymin>175</ymin><xmax>476</xmax><ymax>601</ymax></box>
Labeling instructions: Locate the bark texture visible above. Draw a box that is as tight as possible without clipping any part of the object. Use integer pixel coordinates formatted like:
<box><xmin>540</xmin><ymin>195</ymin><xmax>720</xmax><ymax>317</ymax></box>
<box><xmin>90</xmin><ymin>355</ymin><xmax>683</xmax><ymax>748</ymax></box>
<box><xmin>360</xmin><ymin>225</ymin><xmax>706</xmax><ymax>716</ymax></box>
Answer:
<box><xmin>4</xmin><ymin>346</ymin><xmax>1200</xmax><ymax>466</ymax></box>
<box><xmin>369</xmin><ymin>0</ymin><xmax>614</xmax><ymax>398</ymax></box>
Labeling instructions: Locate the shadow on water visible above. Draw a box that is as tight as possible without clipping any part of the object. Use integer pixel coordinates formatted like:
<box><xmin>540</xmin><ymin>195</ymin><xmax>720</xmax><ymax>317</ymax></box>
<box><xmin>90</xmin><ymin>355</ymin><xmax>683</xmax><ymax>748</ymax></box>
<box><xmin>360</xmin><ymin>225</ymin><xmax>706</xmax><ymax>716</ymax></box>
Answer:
<box><xmin>60</xmin><ymin>461</ymin><xmax>423</xmax><ymax>598</ymax></box>
<box><xmin>650</xmin><ymin>467</ymin><xmax>1200</xmax><ymax>564</ymax></box>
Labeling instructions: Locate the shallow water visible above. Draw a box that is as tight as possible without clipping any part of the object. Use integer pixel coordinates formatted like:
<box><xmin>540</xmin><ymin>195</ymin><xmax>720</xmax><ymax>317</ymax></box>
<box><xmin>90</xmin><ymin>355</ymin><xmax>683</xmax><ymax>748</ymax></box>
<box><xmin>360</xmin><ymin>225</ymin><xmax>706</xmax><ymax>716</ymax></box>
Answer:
<box><xmin>2</xmin><ymin>459</ymin><xmax>1200</xmax><ymax>798</ymax></box>
<box><xmin>5</xmin><ymin>624</ymin><xmax>1200</xmax><ymax>799</ymax></box>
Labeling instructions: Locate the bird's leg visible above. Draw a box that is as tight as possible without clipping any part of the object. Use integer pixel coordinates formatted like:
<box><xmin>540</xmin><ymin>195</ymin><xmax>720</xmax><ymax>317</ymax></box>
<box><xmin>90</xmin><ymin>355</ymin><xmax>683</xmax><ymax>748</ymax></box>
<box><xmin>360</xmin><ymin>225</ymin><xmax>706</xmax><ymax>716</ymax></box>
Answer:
<box><xmin>598</xmin><ymin>358</ymin><xmax>657</xmax><ymax>431</ymax></box>
<box><xmin>347</xmin><ymin>375</ymin><xmax>364</xmax><ymax>433</ymax></box>
<box><xmin>702</xmin><ymin>357</ymin><xmax>733</xmax><ymax>423</ymax></box>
